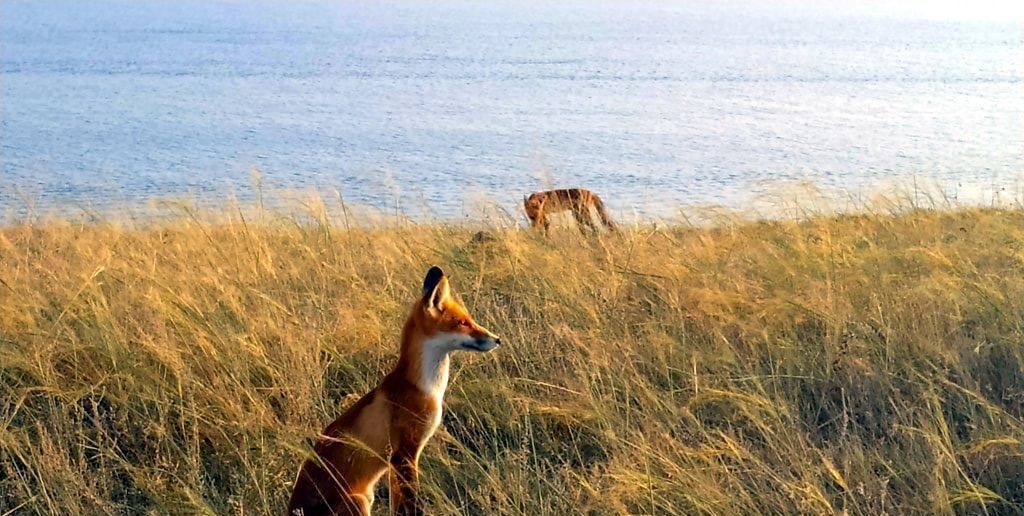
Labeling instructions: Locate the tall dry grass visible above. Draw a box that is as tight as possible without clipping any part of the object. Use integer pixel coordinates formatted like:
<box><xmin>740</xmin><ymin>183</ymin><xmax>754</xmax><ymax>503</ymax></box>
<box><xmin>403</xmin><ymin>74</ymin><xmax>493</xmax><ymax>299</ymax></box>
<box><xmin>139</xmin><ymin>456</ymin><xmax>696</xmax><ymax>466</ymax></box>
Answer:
<box><xmin>1</xmin><ymin>198</ymin><xmax>1022</xmax><ymax>515</ymax></box>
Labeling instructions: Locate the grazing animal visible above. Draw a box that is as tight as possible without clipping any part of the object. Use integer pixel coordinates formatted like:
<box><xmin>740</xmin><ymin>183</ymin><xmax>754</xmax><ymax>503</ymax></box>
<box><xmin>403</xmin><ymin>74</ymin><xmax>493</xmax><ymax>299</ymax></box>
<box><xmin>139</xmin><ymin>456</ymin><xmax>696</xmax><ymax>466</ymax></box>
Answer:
<box><xmin>523</xmin><ymin>188</ymin><xmax>617</xmax><ymax>234</ymax></box>
<box><xmin>287</xmin><ymin>266</ymin><xmax>501</xmax><ymax>516</ymax></box>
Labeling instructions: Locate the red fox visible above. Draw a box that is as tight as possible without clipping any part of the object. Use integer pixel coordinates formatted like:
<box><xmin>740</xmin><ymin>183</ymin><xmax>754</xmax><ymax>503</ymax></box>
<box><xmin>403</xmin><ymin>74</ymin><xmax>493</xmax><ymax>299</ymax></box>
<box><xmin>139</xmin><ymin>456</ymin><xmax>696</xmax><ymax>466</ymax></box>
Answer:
<box><xmin>287</xmin><ymin>266</ymin><xmax>501</xmax><ymax>516</ymax></box>
<box><xmin>523</xmin><ymin>188</ymin><xmax>617</xmax><ymax>234</ymax></box>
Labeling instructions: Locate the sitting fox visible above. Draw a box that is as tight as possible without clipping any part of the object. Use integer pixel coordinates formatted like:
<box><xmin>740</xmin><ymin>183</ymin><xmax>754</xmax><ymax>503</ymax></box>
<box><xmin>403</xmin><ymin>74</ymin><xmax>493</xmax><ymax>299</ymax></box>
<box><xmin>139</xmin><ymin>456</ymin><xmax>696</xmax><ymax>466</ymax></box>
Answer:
<box><xmin>287</xmin><ymin>267</ymin><xmax>501</xmax><ymax>515</ymax></box>
<box><xmin>523</xmin><ymin>188</ymin><xmax>617</xmax><ymax>234</ymax></box>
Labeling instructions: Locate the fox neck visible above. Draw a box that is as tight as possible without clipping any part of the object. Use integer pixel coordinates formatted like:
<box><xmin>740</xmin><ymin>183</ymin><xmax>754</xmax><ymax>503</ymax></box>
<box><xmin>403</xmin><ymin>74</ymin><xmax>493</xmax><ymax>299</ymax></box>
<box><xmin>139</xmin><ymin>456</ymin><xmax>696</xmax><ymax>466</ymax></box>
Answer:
<box><xmin>396</xmin><ymin>322</ymin><xmax>452</xmax><ymax>401</ymax></box>
<box><xmin>414</xmin><ymin>344</ymin><xmax>450</xmax><ymax>400</ymax></box>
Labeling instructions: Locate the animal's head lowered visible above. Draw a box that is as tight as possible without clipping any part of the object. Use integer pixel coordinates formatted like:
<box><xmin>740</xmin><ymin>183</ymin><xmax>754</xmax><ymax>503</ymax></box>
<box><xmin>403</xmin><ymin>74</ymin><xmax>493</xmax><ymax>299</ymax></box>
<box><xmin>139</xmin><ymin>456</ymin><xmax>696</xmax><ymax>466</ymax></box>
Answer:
<box><xmin>415</xmin><ymin>266</ymin><xmax>500</xmax><ymax>353</ymax></box>
<box><xmin>523</xmin><ymin>194</ymin><xmax>545</xmax><ymax>225</ymax></box>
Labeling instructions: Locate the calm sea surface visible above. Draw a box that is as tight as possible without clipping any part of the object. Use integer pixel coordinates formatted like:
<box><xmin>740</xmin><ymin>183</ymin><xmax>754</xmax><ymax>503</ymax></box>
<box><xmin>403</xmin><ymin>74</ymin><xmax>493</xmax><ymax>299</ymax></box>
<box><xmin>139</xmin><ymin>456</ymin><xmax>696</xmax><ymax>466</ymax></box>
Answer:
<box><xmin>2</xmin><ymin>1</ymin><xmax>1022</xmax><ymax>219</ymax></box>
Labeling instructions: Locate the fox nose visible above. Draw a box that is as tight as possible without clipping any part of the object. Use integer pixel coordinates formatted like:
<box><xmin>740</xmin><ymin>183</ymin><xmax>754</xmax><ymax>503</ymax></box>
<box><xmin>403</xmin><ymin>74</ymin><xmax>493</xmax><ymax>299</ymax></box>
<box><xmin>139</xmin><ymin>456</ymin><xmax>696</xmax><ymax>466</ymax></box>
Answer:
<box><xmin>494</xmin><ymin>337</ymin><xmax>502</xmax><ymax>346</ymax></box>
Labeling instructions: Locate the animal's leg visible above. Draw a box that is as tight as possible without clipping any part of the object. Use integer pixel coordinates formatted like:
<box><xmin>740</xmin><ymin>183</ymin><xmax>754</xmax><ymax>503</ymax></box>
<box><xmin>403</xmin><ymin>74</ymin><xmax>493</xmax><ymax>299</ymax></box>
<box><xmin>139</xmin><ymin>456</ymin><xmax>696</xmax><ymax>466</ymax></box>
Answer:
<box><xmin>350</xmin><ymin>493</ymin><xmax>373</xmax><ymax>516</ymax></box>
<box><xmin>389</xmin><ymin>452</ymin><xmax>423</xmax><ymax>516</ymax></box>
<box><xmin>592</xmin><ymin>195</ymin><xmax>618</xmax><ymax>232</ymax></box>
<box><xmin>329</xmin><ymin>493</ymin><xmax>373</xmax><ymax>516</ymax></box>
<box><xmin>573</xmin><ymin>206</ymin><xmax>597</xmax><ymax>235</ymax></box>
<box><xmin>288</xmin><ymin>460</ymin><xmax>354</xmax><ymax>516</ymax></box>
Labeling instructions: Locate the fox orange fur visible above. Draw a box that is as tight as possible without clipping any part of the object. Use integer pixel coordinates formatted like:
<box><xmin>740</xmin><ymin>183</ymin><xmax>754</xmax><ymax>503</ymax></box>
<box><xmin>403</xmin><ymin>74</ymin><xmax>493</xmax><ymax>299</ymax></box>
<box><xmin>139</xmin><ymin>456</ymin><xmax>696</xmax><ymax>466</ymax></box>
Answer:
<box><xmin>523</xmin><ymin>188</ymin><xmax>617</xmax><ymax>234</ymax></box>
<box><xmin>287</xmin><ymin>266</ymin><xmax>501</xmax><ymax>516</ymax></box>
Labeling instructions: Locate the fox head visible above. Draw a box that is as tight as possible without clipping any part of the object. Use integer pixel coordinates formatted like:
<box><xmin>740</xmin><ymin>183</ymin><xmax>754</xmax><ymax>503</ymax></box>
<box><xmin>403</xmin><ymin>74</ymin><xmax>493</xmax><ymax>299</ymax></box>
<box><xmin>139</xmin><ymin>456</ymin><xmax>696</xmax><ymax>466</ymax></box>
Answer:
<box><xmin>415</xmin><ymin>266</ymin><xmax>500</xmax><ymax>353</ymax></box>
<box><xmin>523</xmin><ymin>194</ymin><xmax>545</xmax><ymax>225</ymax></box>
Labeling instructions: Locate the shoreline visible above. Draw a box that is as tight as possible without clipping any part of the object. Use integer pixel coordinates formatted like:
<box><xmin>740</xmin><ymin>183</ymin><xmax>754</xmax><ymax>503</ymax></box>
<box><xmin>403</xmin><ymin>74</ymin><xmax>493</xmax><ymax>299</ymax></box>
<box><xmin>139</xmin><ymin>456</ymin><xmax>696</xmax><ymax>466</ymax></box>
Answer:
<box><xmin>3</xmin><ymin>181</ymin><xmax>1022</xmax><ymax>230</ymax></box>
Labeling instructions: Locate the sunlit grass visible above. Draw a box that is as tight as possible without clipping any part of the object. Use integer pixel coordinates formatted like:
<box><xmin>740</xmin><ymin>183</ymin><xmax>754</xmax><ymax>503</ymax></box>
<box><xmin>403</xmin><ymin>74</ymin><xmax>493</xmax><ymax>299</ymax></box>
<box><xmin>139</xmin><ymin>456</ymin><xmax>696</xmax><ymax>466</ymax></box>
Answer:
<box><xmin>1</xmin><ymin>196</ymin><xmax>1022</xmax><ymax>514</ymax></box>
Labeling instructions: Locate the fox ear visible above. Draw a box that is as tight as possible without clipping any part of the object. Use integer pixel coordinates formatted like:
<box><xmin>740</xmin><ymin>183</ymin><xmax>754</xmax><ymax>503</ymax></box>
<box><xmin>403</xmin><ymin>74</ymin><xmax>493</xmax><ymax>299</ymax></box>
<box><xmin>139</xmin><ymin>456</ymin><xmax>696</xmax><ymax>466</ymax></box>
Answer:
<box><xmin>422</xmin><ymin>266</ymin><xmax>450</xmax><ymax>313</ymax></box>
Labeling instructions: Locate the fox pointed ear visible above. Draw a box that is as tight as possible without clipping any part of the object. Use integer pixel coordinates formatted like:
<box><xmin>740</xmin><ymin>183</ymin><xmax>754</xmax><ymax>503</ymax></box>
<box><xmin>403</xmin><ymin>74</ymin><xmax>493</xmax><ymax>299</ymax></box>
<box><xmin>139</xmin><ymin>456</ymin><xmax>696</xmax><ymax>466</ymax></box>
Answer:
<box><xmin>422</xmin><ymin>266</ymin><xmax>450</xmax><ymax>313</ymax></box>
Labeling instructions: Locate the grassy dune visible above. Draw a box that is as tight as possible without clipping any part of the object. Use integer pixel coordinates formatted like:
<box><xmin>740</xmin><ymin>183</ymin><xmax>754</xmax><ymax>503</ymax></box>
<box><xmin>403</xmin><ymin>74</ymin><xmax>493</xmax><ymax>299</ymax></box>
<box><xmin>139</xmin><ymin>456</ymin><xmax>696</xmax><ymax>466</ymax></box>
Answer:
<box><xmin>1</xmin><ymin>200</ymin><xmax>1023</xmax><ymax>515</ymax></box>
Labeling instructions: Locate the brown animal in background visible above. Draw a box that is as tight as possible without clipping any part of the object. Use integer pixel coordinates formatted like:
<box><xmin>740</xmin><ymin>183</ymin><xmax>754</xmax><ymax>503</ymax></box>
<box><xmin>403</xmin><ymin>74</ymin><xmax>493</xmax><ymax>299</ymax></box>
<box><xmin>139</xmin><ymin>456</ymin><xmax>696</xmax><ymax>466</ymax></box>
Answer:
<box><xmin>523</xmin><ymin>188</ymin><xmax>617</xmax><ymax>234</ymax></box>
<box><xmin>287</xmin><ymin>267</ymin><xmax>501</xmax><ymax>516</ymax></box>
